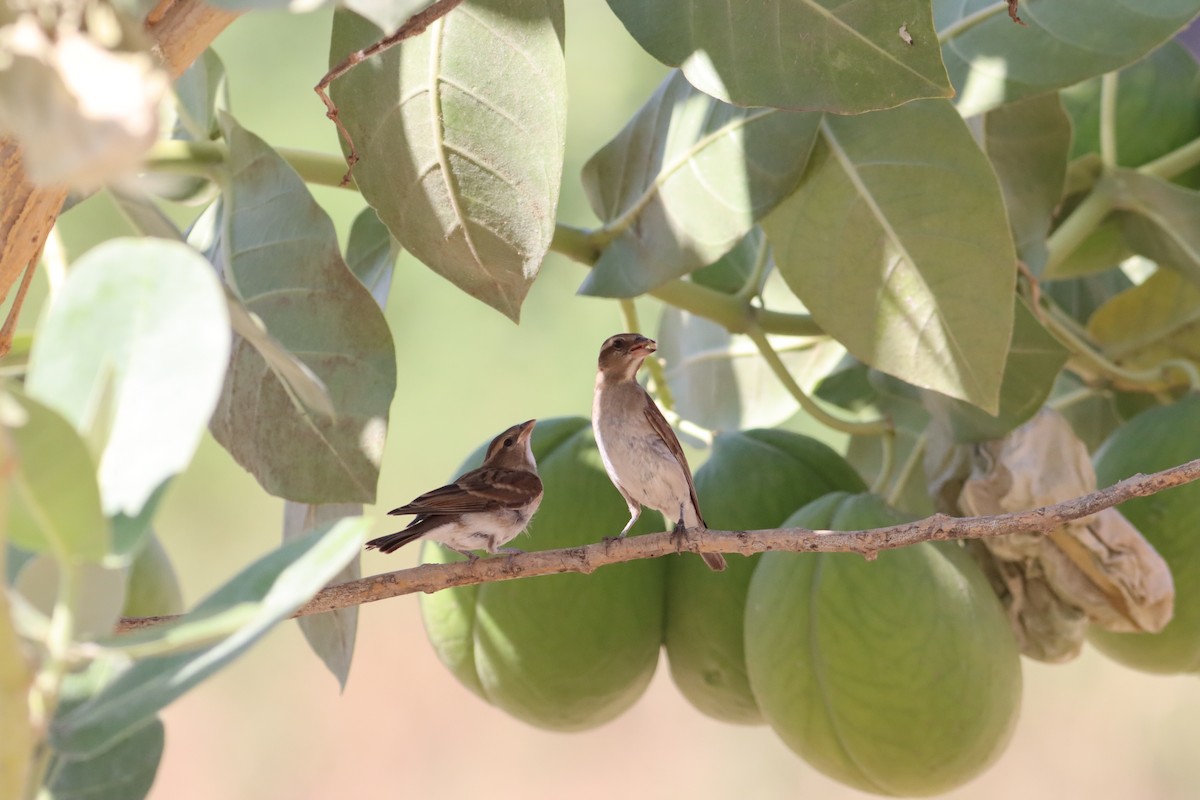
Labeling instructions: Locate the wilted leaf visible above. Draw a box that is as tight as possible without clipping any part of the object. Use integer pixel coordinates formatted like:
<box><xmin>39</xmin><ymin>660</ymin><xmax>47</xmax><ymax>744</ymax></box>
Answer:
<box><xmin>2</xmin><ymin>389</ymin><xmax>109</xmax><ymax>560</ymax></box>
<box><xmin>1112</xmin><ymin>170</ymin><xmax>1200</xmax><ymax>285</ymax></box>
<box><xmin>579</xmin><ymin>72</ymin><xmax>820</xmax><ymax>297</ymax></box>
<box><xmin>209</xmin><ymin>115</ymin><xmax>396</xmax><ymax>504</ymax></box>
<box><xmin>284</xmin><ymin>502</ymin><xmax>361</xmax><ymax>690</ymax></box>
<box><xmin>764</xmin><ymin>99</ymin><xmax>1016</xmax><ymax>413</ymax></box>
<box><xmin>329</xmin><ymin>0</ymin><xmax>567</xmax><ymax>320</ymax></box>
<box><xmin>607</xmin><ymin>0</ymin><xmax>951</xmax><ymax>111</ymax></box>
<box><xmin>52</xmin><ymin>517</ymin><xmax>369</xmax><ymax>758</ymax></box>
<box><xmin>26</xmin><ymin>238</ymin><xmax>230</xmax><ymax>527</ymax></box>
<box><xmin>983</xmin><ymin>94</ymin><xmax>1071</xmax><ymax>274</ymax></box>
<box><xmin>923</xmin><ymin>298</ymin><xmax>1068</xmax><ymax>442</ymax></box>
<box><xmin>1087</xmin><ymin>268</ymin><xmax>1200</xmax><ymax>389</ymax></box>
<box><xmin>937</xmin><ymin>0</ymin><xmax>1200</xmax><ymax>116</ymax></box>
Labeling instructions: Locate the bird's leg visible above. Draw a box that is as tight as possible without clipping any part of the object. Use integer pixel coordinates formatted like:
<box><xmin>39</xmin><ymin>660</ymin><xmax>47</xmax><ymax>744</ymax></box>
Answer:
<box><xmin>446</xmin><ymin>545</ymin><xmax>479</xmax><ymax>563</ymax></box>
<box><xmin>605</xmin><ymin>502</ymin><xmax>641</xmax><ymax>544</ymax></box>
<box><xmin>670</xmin><ymin>502</ymin><xmax>688</xmax><ymax>554</ymax></box>
<box><xmin>495</xmin><ymin>547</ymin><xmax>525</xmax><ymax>556</ymax></box>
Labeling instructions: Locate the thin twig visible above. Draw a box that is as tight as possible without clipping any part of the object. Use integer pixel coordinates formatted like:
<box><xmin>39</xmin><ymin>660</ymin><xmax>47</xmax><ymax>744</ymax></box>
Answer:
<box><xmin>0</xmin><ymin>243</ymin><xmax>40</xmax><ymax>357</ymax></box>
<box><xmin>114</xmin><ymin>457</ymin><xmax>1200</xmax><ymax>633</ymax></box>
<box><xmin>315</xmin><ymin>0</ymin><xmax>465</xmax><ymax>185</ymax></box>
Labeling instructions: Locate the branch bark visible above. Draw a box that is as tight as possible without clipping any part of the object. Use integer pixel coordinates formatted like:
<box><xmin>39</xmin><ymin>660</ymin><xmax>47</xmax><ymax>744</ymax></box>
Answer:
<box><xmin>114</xmin><ymin>456</ymin><xmax>1200</xmax><ymax>633</ymax></box>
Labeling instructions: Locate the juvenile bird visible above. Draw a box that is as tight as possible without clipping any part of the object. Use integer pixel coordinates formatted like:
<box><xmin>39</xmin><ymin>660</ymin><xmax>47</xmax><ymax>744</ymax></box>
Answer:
<box><xmin>592</xmin><ymin>334</ymin><xmax>727</xmax><ymax>572</ymax></box>
<box><xmin>366</xmin><ymin>420</ymin><xmax>542</xmax><ymax>560</ymax></box>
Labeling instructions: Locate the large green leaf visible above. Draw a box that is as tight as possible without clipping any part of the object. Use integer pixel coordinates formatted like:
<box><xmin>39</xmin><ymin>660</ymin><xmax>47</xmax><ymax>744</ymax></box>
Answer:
<box><xmin>924</xmin><ymin>298</ymin><xmax>1069</xmax><ymax>442</ymax></box>
<box><xmin>1062</xmin><ymin>41</ymin><xmax>1200</xmax><ymax>188</ymax></box>
<box><xmin>345</xmin><ymin>207</ymin><xmax>401</xmax><ymax>308</ymax></box>
<box><xmin>284</xmin><ymin>502</ymin><xmax>361</xmax><ymax>691</ymax></box>
<box><xmin>1112</xmin><ymin>170</ymin><xmax>1200</xmax><ymax>285</ymax></box>
<box><xmin>579</xmin><ymin>71</ymin><xmax>820</xmax><ymax>297</ymax></box>
<box><xmin>763</xmin><ymin>99</ymin><xmax>1016</xmax><ymax>413</ymax></box>
<box><xmin>606</xmin><ymin>0</ymin><xmax>952</xmax><ymax>112</ymax></box>
<box><xmin>2</xmin><ymin>389</ymin><xmax>109</xmax><ymax>560</ymax></box>
<box><xmin>26</xmin><ymin>238</ymin><xmax>230</xmax><ymax>524</ymax></box>
<box><xmin>1087</xmin><ymin>268</ymin><xmax>1200</xmax><ymax>386</ymax></box>
<box><xmin>329</xmin><ymin>0</ymin><xmax>567</xmax><ymax>320</ymax></box>
<box><xmin>209</xmin><ymin>115</ymin><xmax>396</xmax><ymax>504</ymax></box>
<box><xmin>46</xmin><ymin>718</ymin><xmax>163</xmax><ymax>800</ymax></box>
<box><xmin>937</xmin><ymin>0</ymin><xmax>1200</xmax><ymax>116</ymax></box>
<box><xmin>983</xmin><ymin>93</ymin><xmax>1071</xmax><ymax>274</ymax></box>
<box><xmin>51</xmin><ymin>517</ymin><xmax>369</xmax><ymax>758</ymax></box>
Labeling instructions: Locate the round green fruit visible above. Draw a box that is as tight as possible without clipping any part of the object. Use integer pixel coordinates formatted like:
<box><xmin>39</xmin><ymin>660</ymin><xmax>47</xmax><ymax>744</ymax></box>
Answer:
<box><xmin>745</xmin><ymin>492</ymin><xmax>1022</xmax><ymax>796</ymax></box>
<box><xmin>419</xmin><ymin>417</ymin><xmax>666</xmax><ymax>731</ymax></box>
<box><xmin>665</xmin><ymin>429</ymin><xmax>867</xmax><ymax>724</ymax></box>
<box><xmin>1089</xmin><ymin>393</ymin><xmax>1200</xmax><ymax>672</ymax></box>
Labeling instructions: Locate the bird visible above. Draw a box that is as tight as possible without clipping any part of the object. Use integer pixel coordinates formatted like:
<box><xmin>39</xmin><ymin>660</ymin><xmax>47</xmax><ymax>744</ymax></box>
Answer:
<box><xmin>592</xmin><ymin>333</ymin><xmax>727</xmax><ymax>572</ymax></box>
<box><xmin>365</xmin><ymin>419</ymin><xmax>543</xmax><ymax>560</ymax></box>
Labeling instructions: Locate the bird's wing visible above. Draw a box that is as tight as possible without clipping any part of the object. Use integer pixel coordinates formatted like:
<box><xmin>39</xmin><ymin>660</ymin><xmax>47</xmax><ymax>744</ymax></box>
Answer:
<box><xmin>641</xmin><ymin>391</ymin><xmax>706</xmax><ymax>527</ymax></box>
<box><xmin>388</xmin><ymin>468</ymin><xmax>541</xmax><ymax>516</ymax></box>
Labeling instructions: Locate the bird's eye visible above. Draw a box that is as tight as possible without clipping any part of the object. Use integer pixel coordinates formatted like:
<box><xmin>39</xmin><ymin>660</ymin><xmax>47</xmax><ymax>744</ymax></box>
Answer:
<box><xmin>503</xmin><ymin>437</ymin><xmax>515</xmax><ymax>447</ymax></box>
<box><xmin>612</xmin><ymin>338</ymin><xmax>625</xmax><ymax>349</ymax></box>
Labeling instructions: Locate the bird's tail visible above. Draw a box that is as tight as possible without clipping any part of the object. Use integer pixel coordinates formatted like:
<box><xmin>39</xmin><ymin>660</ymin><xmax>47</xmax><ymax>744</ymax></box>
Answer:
<box><xmin>681</xmin><ymin>502</ymin><xmax>727</xmax><ymax>572</ymax></box>
<box><xmin>701</xmin><ymin>552</ymin><xmax>728</xmax><ymax>572</ymax></box>
<box><xmin>365</xmin><ymin>528</ymin><xmax>423</xmax><ymax>554</ymax></box>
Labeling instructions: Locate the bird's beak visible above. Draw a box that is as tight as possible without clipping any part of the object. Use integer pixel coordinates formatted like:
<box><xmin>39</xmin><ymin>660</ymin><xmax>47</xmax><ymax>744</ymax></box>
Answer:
<box><xmin>519</xmin><ymin>419</ymin><xmax>537</xmax><ymax>436</ymax></box>
<box><xmin>630</xmin><ymin>336</ymin><xmax>657</xmax><ymax>357</ymax></box>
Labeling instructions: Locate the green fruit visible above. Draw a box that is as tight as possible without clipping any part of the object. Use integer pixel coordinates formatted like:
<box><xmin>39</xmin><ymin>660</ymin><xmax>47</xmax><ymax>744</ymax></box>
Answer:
<box><xmin>665</xmin><ymin>430</ymin><xmax>866</xmax><ymax>724</ymax></box>
<box><xmin>745</xmin><ymin>493</ymin><xmax>1021</xmax><ymax>796</ymax></box>
<box><xmin>1088</xmin><ymin>394</ymin><xmax>1200</xmax><ymax>672</ymax></box>
<box><xmin>121</xmin><ymin>533</ymin><xmax>185</xmax><ymax>618</ymax></box>
<box><xmin>420</xmin><ymin>417</ymin><xmax>666</xmax><ymax>731</ymax></box>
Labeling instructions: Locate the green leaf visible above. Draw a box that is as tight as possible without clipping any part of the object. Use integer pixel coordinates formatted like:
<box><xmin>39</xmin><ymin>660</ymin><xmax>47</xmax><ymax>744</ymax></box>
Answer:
<box><xmin>46</xmin><ymin>717</ymin><xmax>163</xmax><ymax>800</ymax></box>
<box><xmin>1087</xmin><ymin>268</ymin><xmax>1200</xmax><ymax>385</ymax></box>
<box><xmin>345</xmin><ymin>207</ymin><xmax>400</xmax><ymax>308</ymax></box>
<box><xmin>25</xmin><ymin>238</ymin><xmax>230</xmax><ymax>526</ymax></box>
<box><xmin>1061</xmin><ymin>41</ymin><xmax>1200</xmax><ymax>188</ymax></box>
<box><xmin>1043</xmin><ymin>220</ymin><xmax>1131</xmax><ymax>280</ymax></box>
<box><xmin>1112</xmin><ymin>170</ymin><xmax>1200</xmax><ymax>285</ymax></box>
<box><xmin>51</xmin><ymin>517</ymin><xmax>369</xmax><ymax>758</ymax></box>
<box><xmin>284</xmin><ymin>502</ymin><xmax>360</xmax><ymax>691</ymax></box>
<box><xmin>341</xmin><ymin>0</ymin><xmax>434</xmax><ymax>31</ymax></box>
<box><xmin>329</xmin><ymin>1</ymin><xmax>567</xmax><ymax>320</ymax></box>
<box><xmin>121</xmin><ymin>532</ymin><xmax>184</xmax><ymax>618</ymax></box>
<box><xmin>1043</xmin><ymin>269</ymin><xmax>1132</xmax><ymax>324</ymax></box>
<box><xmin>658</xmin><ymin>309</ymin><xmax>846</xmax><ymax>433</ymax></box>
<box><xmin>983</xmin><ymin>94</ymin><xmax>1071</xmax><ymax>274</ymax></box>
<box><xmin>172</xmin><ymin>48</ymin><xmax>226</xmax><ymax>141</ymax></box>
<box><xmin>689</xmin><ymin>228</ymin><xmax>766</xmax><ymax>295</ymax></box>
<box><xmin>924</xmin><ymin>298</ymin><xmax>1069</xmax><ymax>442</ymax></box>
<box><xmin>763</xmin><ymin>99</ymin><xmax>1016</xmax><ymax>413</ymax></box>
<box><xmin>210</xmin><ymin>115</ymin><xmax>396</xmax><ymax>504</ymax></box>
<box><xmin>937</xmin><ymin>0</ymin><xmax>1200</xmax><ymax>116</ymax></box>
<box><xmin>15</xmin><ymin>557</ymin><xmax>127</xmax><ymax>640</ymax></box>
<box><xmin>2</xmin><ymin>389</ymin><xmax>109</xmax><ymax>560</ymax></box>
<box><xmin>578</xmin><ymin>71</ymin><xmax>820</xmax><ymax>297</ymax></box>
<box><xmin>607</xmin><ymin>0</ymin><xmax>952</xmax><ymax>112</ymax></box>
<box><xmin>0</xmin><ymin>467</ymin><xmax>34</xmax><ymax>800</ymax></box>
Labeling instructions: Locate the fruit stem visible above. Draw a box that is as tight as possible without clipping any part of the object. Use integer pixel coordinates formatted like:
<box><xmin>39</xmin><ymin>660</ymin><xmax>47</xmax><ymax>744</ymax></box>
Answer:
<box><xmin>1099</xmin><ymin>72</ymin><xmax>1119</xmax><ymax>168</ymax></box>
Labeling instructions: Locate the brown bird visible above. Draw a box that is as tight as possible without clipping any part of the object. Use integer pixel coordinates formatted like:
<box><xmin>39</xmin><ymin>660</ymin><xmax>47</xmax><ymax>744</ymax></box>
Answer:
<box><xmin>366</xmin><ymin>420</ymin><xmax>543</xmax><ymax>560</ymax></box>
<box><xmin>592</xmin><ymin>334</ymin><xmax>727</xmax><ymax>572</ymax></box>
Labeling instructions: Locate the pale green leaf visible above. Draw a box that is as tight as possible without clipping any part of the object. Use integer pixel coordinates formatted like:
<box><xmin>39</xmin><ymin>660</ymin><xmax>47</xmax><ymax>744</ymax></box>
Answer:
<box><xmin>51</xmin><ymin>517</ymin><xmax>369</xmax><ymax>757</ymax></box>
<box><xmin>607</xmin><ymin>0</ymin><xmax>952</xmax><ymax>111</ymax></box>
<box><xmin>284</xmin><ymin>502</ymin><xmax>361</xmax><ymax>690</ymax></box>
<box><xmin>2</xmin><ymin>389</ymin><xmax>109</xmax><ymax>560</ymax></box>
<box><xmin>345</xmin><ymin>207</ymin><xmax>400</xmax><ymax>308</ymax></box>
<box><xmin>763</xmin><ymin>99</ymin><xmax>1016</xmax><ymax>413</ymax></box>
<box><xmin>1112</xmin><ymin>170</ymin><xmax>1200</xmax><ymax>285</ymax></box>
<box><xmin>121</xmin><ymin>533</ymin><xmax>184</xmax><ymax>618</ymax></box>
<box><xmin>341</xmin><ymin>0</ymin><xmax>434</xmax><ymax>31</ymax></box>
<box><xmin>1043</xmin><ymin>221</ymin><xmax>1131</xmax><ymax>280</ymax></box>
<box><xmin>579</xmin><ymin>72</ymin><xmax>820</xmax><ymax>297</ymax></box>
<box><xmin>1088</xmin><ymin>268</ymin><xmax>1200</xmax><ymax>381</ymax></box>
<box><xmin>329</xmin><ymin>0</ymin><xmax>567</xmax><ymax>320</ymax></box>
<box><xmin>923</xmin><ymin>298</ymin><xmax>1069</xmax><ymax>442</ymax></box>
<box><xmin>937</xmin><ymin>0</ymin><xmax>1200</xmax><ymax>116</ymax></box>
<box><xmin>46</xmin><ymin>717</ymin><xmax>163</xmax><ymax>800</ymax></box>
<box><xmin>983</xmin><ymin>94</ymin><xmax>1071</xmax><ymax>274</ymax></box>
<box><xmin>15</xmin><ymin>557</ymin><xmax>126</xmax><ymax>640</ymax></box>
<box><xmin>26</xmin><ymin>239</ymin><xmax>230</xmax><ymax>526</ymax></box>
<box><xmin>0</xmin><ymin>476</ymin><xmax>34</xmax><ymax>800</ymax></box>
<box><xmin>210</xmin><ymin>115</ymin><xmax>396</xmax><ymax>504</ymax></box>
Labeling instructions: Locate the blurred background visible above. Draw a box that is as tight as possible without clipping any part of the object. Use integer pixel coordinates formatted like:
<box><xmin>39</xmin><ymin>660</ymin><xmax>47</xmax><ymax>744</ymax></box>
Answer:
<box><xmin>41</xmin><ymin>5</ymin><xmax>1200</xmax><ymax>798</ymax></box>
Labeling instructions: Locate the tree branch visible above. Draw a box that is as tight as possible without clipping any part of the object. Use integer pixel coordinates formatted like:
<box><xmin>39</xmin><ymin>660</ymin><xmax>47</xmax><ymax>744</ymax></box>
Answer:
<box><xmin>115</xmin><ymin>456</ymin><xmax>1200</xmax><ymax>633</ymax></box>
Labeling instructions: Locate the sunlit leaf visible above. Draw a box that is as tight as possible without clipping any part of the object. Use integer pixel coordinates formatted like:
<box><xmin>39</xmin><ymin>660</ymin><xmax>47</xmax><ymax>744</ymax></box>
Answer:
<box><xmin>937</xmin><ymin>0</ymin><xmax>1200</xmax><ymax>116</ymax></box>
<box><xmin>329</xmin><ymin>0</ymin><xmax>567</xmax><ymax>320</ymax></box>
<box><xmin>26</xmin><ymin>239</ymin><xmax>230</xmax><ymax>530</ymax></box>
<box><xmin>607</xmin><ymin>0</ymin><xmax>952</xmax><ymax>111</ymax></box>
<box><xmin>52</xmin><ymin>517</ymin><xmax>369</xmax><ymax>758</ymax></box>
<box><xmin>210</xmin><ymin>115</ymin><xmax>396</xmax><ymax>504</ymax></box>
<box><xmin>579</xmin><ymin>72</ymin><xmax>820</xmax><ymax>297</ymax></box>
<box><xmin>983</xmin><ymin>94</ymin><xmax>1071</xmax><ymax>274</ymax></box>
<box><xmin>764</xmin><ymin>99</ymin><xmax>1015</xmax><ymax>413</ymax></box>
<box><xmin>284</xmin><ymin>502</ymin><xmax>361</xmax><ymax>690</ymax></box>
<box><xmin>2</xmin><ymin>389</ymin><xmax>109</xmax><ymax>560</ymax></box>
